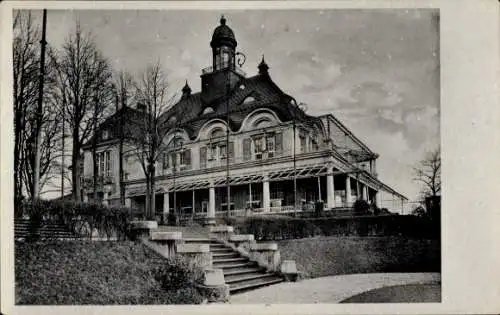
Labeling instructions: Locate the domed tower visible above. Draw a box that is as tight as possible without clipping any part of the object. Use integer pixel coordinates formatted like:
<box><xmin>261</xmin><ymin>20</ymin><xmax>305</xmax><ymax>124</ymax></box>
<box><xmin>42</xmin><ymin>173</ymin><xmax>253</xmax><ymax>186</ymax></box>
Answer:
<box><xmin>210</xmin><ymin>15</ymin><xmax>237</xmax><ymax>71</ymax></box>
<box><xmin>201</xmin><ymin>15</ymin><xmax>245</xmax><ymax>104</ymax></box>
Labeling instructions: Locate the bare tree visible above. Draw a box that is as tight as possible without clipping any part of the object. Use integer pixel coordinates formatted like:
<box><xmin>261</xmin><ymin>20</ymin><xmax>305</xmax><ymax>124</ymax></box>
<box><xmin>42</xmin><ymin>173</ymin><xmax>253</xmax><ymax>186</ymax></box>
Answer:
<box><xmin>13</xmin><ymin>11</ymin><xmax>61</xmax><ymax>203</ymax></box>
<box><xmin>413</xmin><ymin>148</ymin><xmax>441</xmax><ymax>198</ymax></box>
<box><xmin>52</xmin><ymin>23</ymin><xmax>114</xmax><ymax>202</ymax></box>
<box><xmin>129</xmin><ymin>62</ymin><xmax>176</xmax><ymax>219</ymax></box>
<box><xmin>114</xmin><ymin>71</ymin><xmax>134</xmax><ymax>206</ymax></box>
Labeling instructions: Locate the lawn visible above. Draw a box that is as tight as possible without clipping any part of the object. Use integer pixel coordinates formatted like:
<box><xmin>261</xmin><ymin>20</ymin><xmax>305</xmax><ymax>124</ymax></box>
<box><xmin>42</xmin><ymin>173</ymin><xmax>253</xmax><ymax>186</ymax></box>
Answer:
<box><xmin>15</xmin><ymin>241</ymin><xmax>201</xmax><ymax>305</ymax></box>
<box><xmin>277</xmin><ymin>236</ymin><xmax>440</xmax><ymax>278</ymax></box>
<box><xmin>340</xmin><ymin>283</ymin><xmax>441</xmax><ymax>303</ymax></box>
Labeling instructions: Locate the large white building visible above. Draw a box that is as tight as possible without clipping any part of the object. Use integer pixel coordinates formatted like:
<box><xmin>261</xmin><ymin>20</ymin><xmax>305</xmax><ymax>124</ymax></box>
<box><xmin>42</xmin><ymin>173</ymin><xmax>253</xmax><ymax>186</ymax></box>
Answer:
<box><xmin>82</xmin><ymin>16</ymin><xmax>407</xmax><ymax>220</ymax></box>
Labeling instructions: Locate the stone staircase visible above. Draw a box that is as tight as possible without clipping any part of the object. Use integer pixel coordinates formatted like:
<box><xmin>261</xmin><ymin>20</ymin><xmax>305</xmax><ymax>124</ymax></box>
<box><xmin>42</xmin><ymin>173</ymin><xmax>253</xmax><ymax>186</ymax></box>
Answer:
<box><xmin>184</xmin><ymin>238</ymin><xmax>284</xmax><ymax>293</ymax></box>
<box><xmin>14</xmin><ymin>218</ymin><xmax>80</xmax><ymax>240</ymax></box>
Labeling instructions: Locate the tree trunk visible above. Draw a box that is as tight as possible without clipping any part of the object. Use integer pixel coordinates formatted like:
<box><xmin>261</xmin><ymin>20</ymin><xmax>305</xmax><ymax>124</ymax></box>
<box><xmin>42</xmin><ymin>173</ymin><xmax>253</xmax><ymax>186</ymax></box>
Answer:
<box><xmin>144</xmin><ymin>173</ymin><xmax>151</xmax><ymax>219</ymax></box>
<box><xmin>72</xmin><ymin>130</ymin><xmax>82</xmax><ymax>202</ymax></box>
<box><xmin>150</xmin><ymin>164</ymin><xmax>156</xmax><ymax>220</ymax></box>
<box><xmin>92</xmin><ymin>143</ymin><xmax>98</xmax><ymax>202</ymax></box>
<box><xmin>119</xmin><ymin>139</ymin><xmax>125</xmax><ymax>206</ymax></box>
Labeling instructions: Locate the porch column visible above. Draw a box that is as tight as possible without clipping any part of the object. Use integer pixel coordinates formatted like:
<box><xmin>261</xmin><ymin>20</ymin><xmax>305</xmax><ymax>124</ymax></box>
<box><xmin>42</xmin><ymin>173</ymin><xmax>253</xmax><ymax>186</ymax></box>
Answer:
<box><xmin>375</xmin><ymin>191</ymin><xmax>382</xmax><ymax>209</ymax></box>
<box><xmin>163</xmin><ymin>192</ymin><xmax>169</xmax><ymax>214</ymax></box>
<box><xmin>263</xmin><ymin>175</ymin><xmax>270</xmax><ymax>212</ymax></box>
<box><xmin>362</xmin><ymin>184</ymin><xmax>368</xmax><ymax>201</ymax></box>
<box><xmin>345</xmin><ymin>175</ymin><xmax>352</xmax><ymax>206</ymax></box>
<box><xmin>125</xmin><ymin>197</ymin><xmax>132</xmax><ymax>208</ymax></box>
<box><xmin>326</xmin><ymin>167</ymin><xmax>335</xmax><ymax>209</ymax></box>
<box><xmin>208</xmin><ymin>185</ymin><xmax>216</xmax><ymax>219</ymax></box>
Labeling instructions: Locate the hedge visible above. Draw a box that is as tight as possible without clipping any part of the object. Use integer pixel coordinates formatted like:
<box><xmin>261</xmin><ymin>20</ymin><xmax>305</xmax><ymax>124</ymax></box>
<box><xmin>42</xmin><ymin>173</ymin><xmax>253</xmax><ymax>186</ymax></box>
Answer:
<box><xmin>224</xmin><ymin>214</ymin><xmax>439</xmax><ymax>241</ymax></box>
<box><xmin>18</xmin><ymin>199</ymin><xmax>134</xmax><ymax>241</ymax></box>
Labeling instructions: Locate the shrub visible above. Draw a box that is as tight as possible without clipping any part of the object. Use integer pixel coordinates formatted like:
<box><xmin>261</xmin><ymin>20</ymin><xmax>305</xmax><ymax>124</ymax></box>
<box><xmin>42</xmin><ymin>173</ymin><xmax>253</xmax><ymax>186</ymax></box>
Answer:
<box><xmin>353</xmin><ymin>199</ymin><xmax>370</xmax><ymax>215</ymax></box>
<box><xmin>19</xmin><ymin>199</ymin><xmax>133</xmax><ymax>241</ymax></box>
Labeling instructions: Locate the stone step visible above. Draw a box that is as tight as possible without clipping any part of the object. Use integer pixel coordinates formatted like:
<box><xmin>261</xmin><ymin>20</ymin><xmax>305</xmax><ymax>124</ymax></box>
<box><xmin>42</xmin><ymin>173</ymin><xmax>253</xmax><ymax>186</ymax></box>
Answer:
<box><xmin>183</xmin><ymin>238</ymin><xmax>214</xmax><ymax>243</ymax></box>
<box><xmin>229</xmin><ymin>276</ymin><xmax>284</xmax><ymax>293</ymax></box>
<box><xmin>216</xmin><ymin>261</ymin><xmax>258</xmax><ymax>269</ymax></box>
<box><xmin>223</xmin><ymin>266</ymin><xmax>266</xmax><ymax>276</ymax></box>
<box><xmin>213</xmin><ymin>257</ymin><xmax>248</xmax><ymax>264</ymax></box>
<box><xmin>210</xmin><ymin>247</ymin><xmax>234</xmax><ymax>253</ymax></box>
<box><xmin>225</xmin><ymin>272</ymin><xmax>276</xmax><ymax>284</ymax></box>
<box><xmin>212</xmin><ymin>252</ymin><xmax>240</xmax><ymax>258</ymax></box>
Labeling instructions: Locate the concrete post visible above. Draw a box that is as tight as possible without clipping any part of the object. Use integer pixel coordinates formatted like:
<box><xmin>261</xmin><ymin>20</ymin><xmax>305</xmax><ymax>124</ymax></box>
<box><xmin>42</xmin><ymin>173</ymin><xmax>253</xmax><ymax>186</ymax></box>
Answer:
<box><xmin>229</xmin><ymin>234</ymin><xmax>255</xmax><ymax>252</ymax></box>
<box><xmin>177</xmin><ymin>244</ymin><xmax>212</xmax><ymax>270</ymax></box>
<box><xmin>326</xmin><ymin>167</ymin><xmax>335</xmax><ymax>209</ymax></box>
<box><xmin>263</xmin><ymin>176</ymin><xmax>270</xmax><ymax>212</ymax></box>
<box><xmin>249</xmin><ymin>242</ymin><xmax>281</xmax><ymax>272</ymax></box>
<box><xmin>362</xmin><ymin>184</ymin><xmax>368</xmax><ymax>201</ymax></box>
<box><xmin>199</xmin><ymin>269</ymin><xmax>230</xmax><ymax>303</ymax></box>
<box><xmin>128</xmin><ymin>220</ymin><xmax>158</xmax><ymax>241</ymax></box>
<box><xmin>149</xmin><ymin>231</ymin><xmax>182</xmax><ymax>258</ymax></box>
<box><xmin>209</xmin><ymin>225</ymin><xmax>234</xmax><ymax>241</ymax></box>
<box><xmin>345</xmin><ymin>175</ymin><xmax>352</xmax><ymax>207</ymax></box>
<box><xmin>280</xmin><ymin>260</ymin><xmax>299</xmax><ymax>282</ymax></box>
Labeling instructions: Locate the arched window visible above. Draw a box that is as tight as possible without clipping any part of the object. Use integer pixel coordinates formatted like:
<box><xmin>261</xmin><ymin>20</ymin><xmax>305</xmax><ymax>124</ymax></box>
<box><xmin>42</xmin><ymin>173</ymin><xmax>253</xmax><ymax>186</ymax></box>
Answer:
<box><xmin>211</xmin><ymin>128</ymin><xmax>225</xmax><ymax>139</ymax></box>
<box><xmin>254</xmin><ymin>118</ymin><xmax>273</xmax><ymax>129</ymax></box>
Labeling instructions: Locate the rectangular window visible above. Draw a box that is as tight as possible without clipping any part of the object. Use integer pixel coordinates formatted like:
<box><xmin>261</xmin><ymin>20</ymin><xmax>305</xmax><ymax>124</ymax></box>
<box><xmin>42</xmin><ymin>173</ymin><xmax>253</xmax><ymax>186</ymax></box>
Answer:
<box><xmin>200</xmin><ymin>147</ymin><xmax>207</xmax><ymax>168</ymax></box>
<box><xmin>184</xmin><ymin>149</ymin><xmax>191</xmax><ymax>166</ymax></box>
<box><xmin>275</xmin><ymin>133</ymin><xmax>283</xmax><ymax>154</ymax></box>
<box><xmin>98</xmin><ymin>152</ymin><xmax>104</xmax><ymax>177</ymax></box>
<box><xmin>162</xmin><ymin>152</ymin><xmax>168</xmax><ymax>169</ymax></box>
<box><xmin>219</xmin><ymin>144</ymin><xmax>227</xmax><ymax>160</ymax></box>
<box><xmin>266</xmin><ymin>135</ymin><xmax>275</xmax><ymax>158</ymax></box>
<box><xmin>243</xmin><ymin>138</ymin><xmax>251</xmax><ymax>161</ymax></box>
<box><xmin>105</xmin><ymin>151</ymin><xmax>111</xmax><ymax>177</ymax></box>
<box><xmin>228</xmin><ymin>141</ymin><xmax>234</xmax><ymax>160</ymax></box>
<box><xmin>300</xmin><ymin>134</ymin><xmax>307</xmax><ymax>153</ymax></box>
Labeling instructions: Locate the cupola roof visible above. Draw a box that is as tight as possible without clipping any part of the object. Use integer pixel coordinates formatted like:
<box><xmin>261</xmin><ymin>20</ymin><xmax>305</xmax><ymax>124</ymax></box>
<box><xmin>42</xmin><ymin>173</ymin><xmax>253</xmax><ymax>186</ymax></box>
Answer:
<box><xmin>210</xmin><ymin>15</ymin><xmax>237</xmax><ymax>49</ymax></box>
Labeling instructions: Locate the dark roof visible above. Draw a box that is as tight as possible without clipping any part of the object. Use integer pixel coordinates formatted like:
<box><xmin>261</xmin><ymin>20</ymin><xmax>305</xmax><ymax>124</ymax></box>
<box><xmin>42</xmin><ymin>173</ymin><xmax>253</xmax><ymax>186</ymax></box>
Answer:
<box><xmin>163</xmin><ymin>72</ymin><xmax>319</xmax><ymax>139</ymax></box>
<box><xmin>86</xmin><ymin>73</ymin><xmax>324</xmax><ymax>146</ymax></box>
<box><xmin>82</xmin><ymin>106</ymin><xmax>148</xmax><ymax>148</ymax></box>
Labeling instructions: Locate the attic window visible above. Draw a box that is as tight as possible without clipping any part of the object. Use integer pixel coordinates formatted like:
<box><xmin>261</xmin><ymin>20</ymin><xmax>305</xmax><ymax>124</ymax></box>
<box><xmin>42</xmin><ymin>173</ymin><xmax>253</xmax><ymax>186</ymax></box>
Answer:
<box><xmin>243</xmin><ymin>96</ymin><xmax>256</xmax><ymax>104</ymax></box>
<box><xmin>168</xmin><ymin>116</ymin><xmax>177</xmax><ymax>125</ymax></box>
<box><xmin>102</xmin><ymin>130</ymin><xmax>109</xmax><ymax>140</ymax></box>
<box><xmin>239</xmin><ymin>84</ymin><xmax>246</xmax><ymax>90</ymax></box>
<box><xmin>202</xmin><ymin>107</ymin><xmax>215</xmax><ymax>115</ymax></box>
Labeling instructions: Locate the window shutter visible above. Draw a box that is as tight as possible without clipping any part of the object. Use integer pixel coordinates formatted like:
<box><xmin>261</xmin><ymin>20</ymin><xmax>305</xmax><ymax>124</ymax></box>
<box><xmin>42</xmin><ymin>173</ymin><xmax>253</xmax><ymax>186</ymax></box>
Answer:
<box><xmin>170</xmin><ymin>152</ymin><xmax>176</xmax><ymax>167</ymax></box>
<box><xmin>200</xmin><ymin>147</ymin><xmax>207</xmax><ymax>168</ymax></box>
<box><xmin>163</xmin><ymin>152</ymin><xmax>168</xmax><ymax>169</ymax></box>
<box><xmin>185</xmin><ymin>149</ymin><xmax>191</xmax><ymax>166</ymax></box>
<box><xmin>275</xmin><ymin>133</ymin><xmax>283</xmax><ymax>153</ymax></box>
<box><xmin>243</xmin><ymin>138</ymin><xmax>251</xmax><ymax>161</ymax></box>
<box><xmin>228</xmin><ymin>141</ymin><xmax>234</xmax><ymax>160</ymax></box>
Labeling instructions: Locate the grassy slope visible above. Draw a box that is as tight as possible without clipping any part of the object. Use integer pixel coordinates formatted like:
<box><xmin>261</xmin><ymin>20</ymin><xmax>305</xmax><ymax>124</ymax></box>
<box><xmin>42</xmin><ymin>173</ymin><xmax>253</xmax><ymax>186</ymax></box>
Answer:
<box><xmin>277</xmin><ymin>236</ymin><xmax>441</xmax><ymax>278</ymax></box>
<box><xmin>15</xmin><ymin>241</ymin><xmax>178</xmax><ymax>305</ymax></box>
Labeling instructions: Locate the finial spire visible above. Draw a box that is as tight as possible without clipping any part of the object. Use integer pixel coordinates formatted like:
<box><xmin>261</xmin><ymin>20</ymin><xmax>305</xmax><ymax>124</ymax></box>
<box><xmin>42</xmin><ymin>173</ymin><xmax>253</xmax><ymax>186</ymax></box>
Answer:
<box><xmin>220</xmin><ymin>14</ymin><xmax>226</xmax><ymax>25</ymax></box>
<box><xmin>182</xmin><ymin>80</ymin><xmax>191</xmax><ymax>97</ymax></box>
<box><xmin>258</xmin><ymin>54</ymin><xmax>269</xmax><ymax>75</ymax></box>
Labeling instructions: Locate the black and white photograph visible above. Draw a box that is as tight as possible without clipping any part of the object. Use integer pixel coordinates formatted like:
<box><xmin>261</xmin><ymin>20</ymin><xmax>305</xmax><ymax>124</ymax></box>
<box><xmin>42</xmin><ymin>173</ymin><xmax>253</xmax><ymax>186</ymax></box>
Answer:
<box><xmin>1</xmin><ymin>1</ymin><xmax>499</xmax><ymax>314</ymax></box>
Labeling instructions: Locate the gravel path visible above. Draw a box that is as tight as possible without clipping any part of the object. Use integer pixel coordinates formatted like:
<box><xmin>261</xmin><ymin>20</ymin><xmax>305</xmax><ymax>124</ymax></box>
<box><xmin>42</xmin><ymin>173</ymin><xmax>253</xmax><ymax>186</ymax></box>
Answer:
<box><xmin>227</xmin><ymin>272</ymin><xmax>441</xmax><ymax>304</ymax></box>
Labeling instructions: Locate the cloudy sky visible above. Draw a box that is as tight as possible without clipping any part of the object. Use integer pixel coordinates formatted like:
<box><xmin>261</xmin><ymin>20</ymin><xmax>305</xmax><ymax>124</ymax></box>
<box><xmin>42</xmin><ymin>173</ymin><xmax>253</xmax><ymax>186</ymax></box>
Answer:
<box><xmin>32</xmin><ymin>9</ymin><xmax>439</xmax><ymax>200</ymax></box>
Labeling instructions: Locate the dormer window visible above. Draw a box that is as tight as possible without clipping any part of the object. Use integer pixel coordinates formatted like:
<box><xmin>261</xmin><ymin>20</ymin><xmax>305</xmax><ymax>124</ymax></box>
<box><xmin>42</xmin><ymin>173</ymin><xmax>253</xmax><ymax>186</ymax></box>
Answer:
<box><xmin>202</xmin><ymin>107</ymin><xmax>215</xmax><ymax>115</ymax></box>
<box><xmin>102</xmin><ymin>130</ymin><xmax>109</xmax><ymax>140</ymax></box>
<box><xmin>243</xmin><ymin>96</ymin><xmax>256</xmax><ymax>104</ymax></box>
